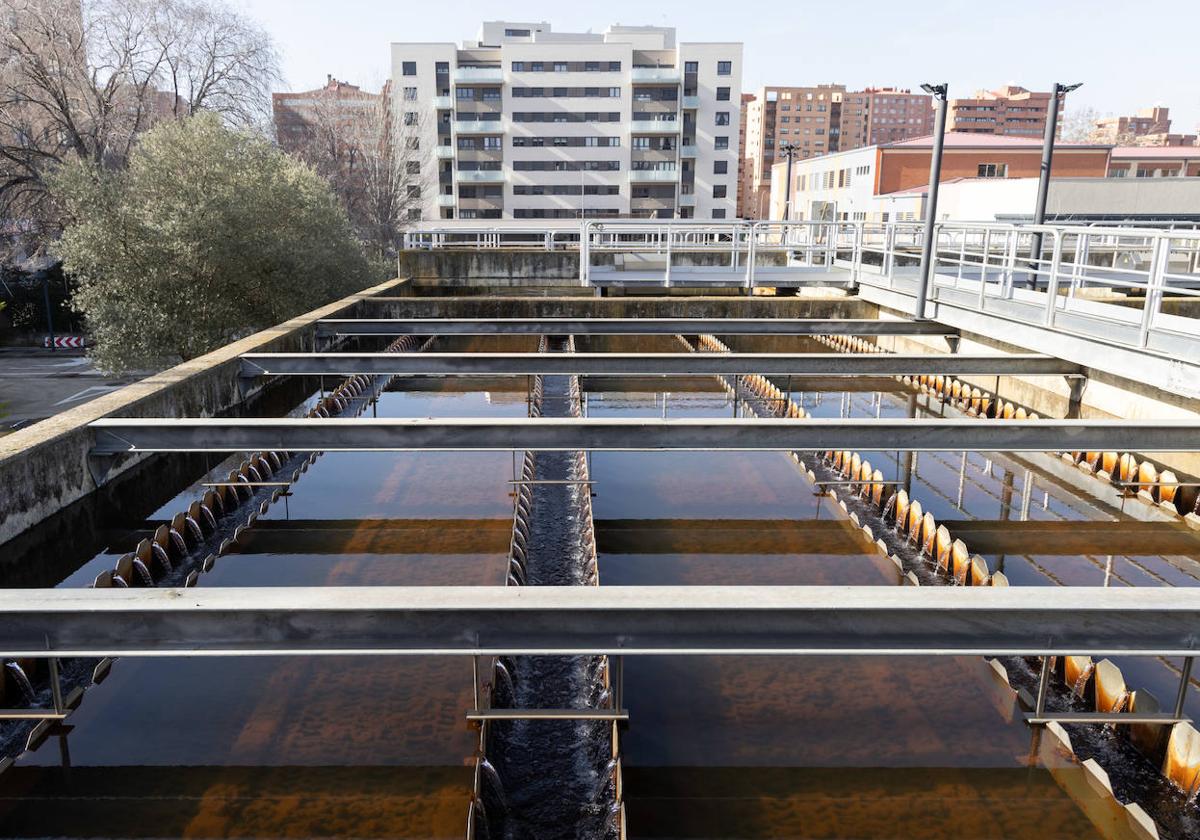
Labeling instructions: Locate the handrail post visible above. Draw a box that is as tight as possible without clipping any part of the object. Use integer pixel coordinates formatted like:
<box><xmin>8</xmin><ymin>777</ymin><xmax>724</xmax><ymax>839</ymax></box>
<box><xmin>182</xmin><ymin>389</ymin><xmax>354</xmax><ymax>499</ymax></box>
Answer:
<box><xmin>1139</xmin><ymin>234</ymin><xmax>1168</xmax><ymax>347</ymax></box>
<box><xmin>978</xmin><ymin>227</ymin><xmax>991</xmax><ymax>307</ymax></box>
<box><xmin>884</xmin><ymin>223</ymin><xmax>896</xmax><ymax>284</ymax></box>
<box><xmin>580</xmin><ymin>221</ymin><xmax>591</xmax><ymax>287</ymax></box>
<box><xmin>746</xmin><ymin>222</ymin><xmax>757</xmax><ymax>289</ymax></box>
<box><xmin>1044</xmin><ymin>231</ymin><xmax>1065</xmax><ymax>327</ymax></box>
<box><xmin>664</xmin><ymin>225</ymin><xmax>673</xmax><ymax>288</ymax></box>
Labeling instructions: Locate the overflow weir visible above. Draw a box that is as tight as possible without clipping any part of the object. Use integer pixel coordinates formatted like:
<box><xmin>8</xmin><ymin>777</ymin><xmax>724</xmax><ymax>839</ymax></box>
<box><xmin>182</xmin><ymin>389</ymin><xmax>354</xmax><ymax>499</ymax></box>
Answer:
<box><xmin>4</xmin><ymin>221</ymin><xmax>1200</xmax><ymax>839</ymax></box>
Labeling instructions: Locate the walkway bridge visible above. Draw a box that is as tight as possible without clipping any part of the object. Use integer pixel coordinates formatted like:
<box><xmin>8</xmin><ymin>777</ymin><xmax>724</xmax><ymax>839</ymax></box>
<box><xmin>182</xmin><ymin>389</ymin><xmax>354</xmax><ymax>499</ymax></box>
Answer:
<box><xmin>405</xmin><ymin>220</ymin><xmax>1200</xmax><ymax>397</ymax></box>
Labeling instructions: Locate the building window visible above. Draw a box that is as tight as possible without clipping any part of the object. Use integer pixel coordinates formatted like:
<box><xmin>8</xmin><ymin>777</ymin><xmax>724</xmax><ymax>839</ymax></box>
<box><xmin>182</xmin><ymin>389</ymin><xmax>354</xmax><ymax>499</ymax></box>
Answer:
<box><xmin>715</xmin><ymin>112</ymin><xmax>730</xmax><ymax>126</ymax></box>
<box><xmin>714</xmin><ymin>136</ymin><xmax>729</xmax><ymax>150</ymax></box>
<box><xmin>716</xmin><ymin>86</ymin><xmax>730</xmax><ymax>101</ymax></box>
<box><xmin>717</xmin><ymin>60</ymin><xmax>732</xmax><ymax>76</ymax></box>
<box><xmin>531</xmin><ymin>61</ymin><xmax>543</xmax><ymax>72</ymax></box>
<box><xmin>435</xmin><ymin>62</ymin><xmax>449</xmax><ymax>73</ymax></box>
<box><xmin>483</xmin><ymin>136</ymin><xmax>501</xmax><ymax>150</ymax></box>
<box><xmin>554</xmin><ymin>62</ymin><xmax>568</xmax><ymax>72</ymax></box>
<box><xmin>404</xmin><ymin>111</ymin><xmax>417</xmax><ymax>125</ymax></box>
<box><xmin>456</xmin><ymin>87</ymin><xmax>474</xmax><ymax>99</ymax></box>
<box><xmin>402</xmin><ymin>61</ymin><xmax>417</xmax><ymax>76</ymax></box>
<box><xmin>403</xmin><ymin>86</ymin><xmax>417</xmax><ymax>101</ymax></box>
<box><xmin>585</xmin><ymin>61</ymin><xmax>599</xmax><ymax>71</ymax></box>
<box><xmin>684</xmin><ymin>61</ymin><xmax>698</xmax><ymax>73</ymax></box>
<box><xmin>505</xmin><ymin>28</ymin><xmax>530</xmax><ymax>36</ymax></box>
<box><xmin>713</xmin><ymin>185</ymin><xmax>727</xmax><ymax>198</ymax></box>
<box><xmin>977</xmin><ymin>163</ymin><xmax>1008</xmax><ymax>178</ymax></box>
<box><xmin>512</xmin><ymin>61</ymin><xmax>524</xmax><ymax>71</ymax></box>
<box><xmin>406</xmin><ymin>161</ymin><xmax>420</xmax><ymax>174</ymax></box>
<box><xmin>609</xmin><ymin>61</ymin><xmax>621</xmax><ymax>71</ymax></box>
<box><xmin>714</xmin><ymin>161</ymin><xmax>728</xmax><ymax>174</ymax></box>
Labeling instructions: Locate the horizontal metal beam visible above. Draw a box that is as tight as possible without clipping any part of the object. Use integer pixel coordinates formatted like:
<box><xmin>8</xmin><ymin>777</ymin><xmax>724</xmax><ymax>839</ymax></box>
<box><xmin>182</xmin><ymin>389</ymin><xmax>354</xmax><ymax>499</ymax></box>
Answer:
<box><xmin>240</xmin><ymin>352</ymin><xmax>1076</xmax><ymax>378</ymax></box>
<box><xmin>89</xmin><ymin>417</ymin><xmax>1200</xmax><ymax>454</ymax></box>
<box><xmin>1</xmin><ymin>586</ymin><xmax>1198</xmax><ymax>657</ymax></box>
<box><xmin>314</xmin><ymin>318</ymin><xmax>957</xmax><ymax>337</ymax></box>
<box><xmin>465</xmin><ymin>708</ymin><xmax>630</xmax><ymax>721</ymax></box>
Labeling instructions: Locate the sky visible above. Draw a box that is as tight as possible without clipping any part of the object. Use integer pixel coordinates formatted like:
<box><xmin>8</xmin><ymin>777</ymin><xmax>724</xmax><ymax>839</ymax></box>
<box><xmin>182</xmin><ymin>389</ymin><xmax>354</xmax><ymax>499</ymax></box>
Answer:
<box><xmin>234</xmin><ymin>0</ymin><xmax>1200</xmax><ymax>134</ymax></box>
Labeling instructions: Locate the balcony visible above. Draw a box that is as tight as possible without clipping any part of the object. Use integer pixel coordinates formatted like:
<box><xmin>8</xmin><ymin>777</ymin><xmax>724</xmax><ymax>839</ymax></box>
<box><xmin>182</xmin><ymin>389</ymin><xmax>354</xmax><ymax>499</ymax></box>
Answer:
<box><xmin>436</xmin><ymin>194</ymin><xmax>456</xmax><ymax>207</ymax></box>
<box><xmin>454</xmin><ymin>67</ymin><xmax>503</xmax><ymax>84</ymax></box>
<box><xmin>631</xmin><ymin>67</ymin><xmax>681</xmax><ymax>83</ymax></box>
<box><xmin>630</xmin><ymin>120</ymin><xmax>679</xmax><ymax>134</ymax></box>
<box><xmin>682</xmin><ymin>95</ymin><xmax>700</xmax><ymax>110</ymax></box>
<box><xmin>457</xmin><ymin>170</ymin><xmax>506</xmax><ymax>183</ymax></box>
<box><xmin>629</xmin><ymin>169</ymin><xmax>679</xmax><ymax>182</ymax></box>
<box><xmin>432</xmin><ymin>95</ymin><xmax>453</xmax><ymax>109</ymax></box>
<box><xmin>435</xmin><ymin>145</ymin><xmax>455</xmax><ymax>159</ymax></box>
<box><xmin>454</xmin><ymin>120</ymin><xmax>503</xmax><ymax>134</ymax></box>
<box><xmin>680</xmin><ymin>144</ymin><xmax>698</xmax><ymax>157</ymax></box>
<box><xmin>679</xmin><ymin>193</ymin><xmax>696</xmax><ymax>206</ymax></box>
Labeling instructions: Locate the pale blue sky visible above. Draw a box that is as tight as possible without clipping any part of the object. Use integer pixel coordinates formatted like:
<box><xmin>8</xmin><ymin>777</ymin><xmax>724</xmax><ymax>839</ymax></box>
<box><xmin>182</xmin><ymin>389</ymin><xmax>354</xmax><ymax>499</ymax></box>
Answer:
<box><xmin>235</xmin><ymin>0</ymin><xmax>1200</xmax><ymax>133</ymax></box>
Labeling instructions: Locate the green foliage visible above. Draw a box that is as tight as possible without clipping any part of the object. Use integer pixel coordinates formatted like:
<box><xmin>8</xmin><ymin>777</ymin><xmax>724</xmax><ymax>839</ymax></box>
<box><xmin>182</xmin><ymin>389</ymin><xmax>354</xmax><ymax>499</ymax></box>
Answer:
<box><xmin>50</xmin><ymin>113</ymin><xmax>379</xmax><ymax>373</ymax></box>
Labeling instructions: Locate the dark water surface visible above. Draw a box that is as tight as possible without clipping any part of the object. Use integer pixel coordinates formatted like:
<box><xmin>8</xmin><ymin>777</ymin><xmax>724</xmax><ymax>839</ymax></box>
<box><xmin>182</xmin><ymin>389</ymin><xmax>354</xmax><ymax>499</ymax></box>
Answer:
<box><xmin>1</xmin><ymin>334</ymin><xmax>1197</xmax><ymax>838</ymax></box>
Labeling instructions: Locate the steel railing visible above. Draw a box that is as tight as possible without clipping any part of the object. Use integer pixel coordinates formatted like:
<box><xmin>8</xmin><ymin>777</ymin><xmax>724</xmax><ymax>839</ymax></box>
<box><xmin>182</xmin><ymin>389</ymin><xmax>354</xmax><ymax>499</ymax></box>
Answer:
<box><xmin>399</xmin><ymin>220</ymin><xmax>1200</xmax><ymax>356</ymax></box>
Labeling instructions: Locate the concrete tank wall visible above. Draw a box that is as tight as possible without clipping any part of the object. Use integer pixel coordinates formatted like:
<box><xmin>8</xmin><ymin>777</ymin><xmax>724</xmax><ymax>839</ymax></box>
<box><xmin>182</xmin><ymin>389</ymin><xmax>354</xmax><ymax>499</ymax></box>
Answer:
<box><xmin>0</xmin><ymin>278</ymin><xmax>408</xmax><ymax>547</ymax></box>
<box><xmin>396</xmin><ymin>249</ymin><xmax>789</xmax><ymax>285</ymax></box>
<box><xmin>368</xmin><ymin>294</ymin><xmax>873</xmax><ymax>321</ymax></box>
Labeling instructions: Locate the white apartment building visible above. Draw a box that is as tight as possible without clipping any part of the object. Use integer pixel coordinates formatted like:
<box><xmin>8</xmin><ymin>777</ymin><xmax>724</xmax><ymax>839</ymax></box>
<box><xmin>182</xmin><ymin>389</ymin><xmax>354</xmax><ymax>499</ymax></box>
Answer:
<box><xmin>391</xmin><ymin>22</ymin><xmax>742</xmax><ymax>221</ymax></box>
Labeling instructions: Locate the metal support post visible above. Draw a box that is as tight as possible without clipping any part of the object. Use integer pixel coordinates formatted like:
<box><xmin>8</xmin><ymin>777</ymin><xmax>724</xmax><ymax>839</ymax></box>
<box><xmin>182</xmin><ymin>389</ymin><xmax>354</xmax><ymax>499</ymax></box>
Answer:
<box><xmin>1034</xmin><ymin>655</ymin><xmax>1052</xmax><ymax>721</ymax></box>
<box><xmin>1173</xmin><ymin>656</ymin><xmax>1194</xmax><ymax>720</ymax></box>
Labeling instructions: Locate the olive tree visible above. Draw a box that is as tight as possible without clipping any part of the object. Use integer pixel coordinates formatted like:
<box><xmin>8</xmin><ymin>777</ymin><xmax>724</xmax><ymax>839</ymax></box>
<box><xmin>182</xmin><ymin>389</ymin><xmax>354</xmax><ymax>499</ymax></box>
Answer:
<box><xmin>50</xmin><ymin>112</ymin><xmax>378</xmax><ymax>373</ymax></box>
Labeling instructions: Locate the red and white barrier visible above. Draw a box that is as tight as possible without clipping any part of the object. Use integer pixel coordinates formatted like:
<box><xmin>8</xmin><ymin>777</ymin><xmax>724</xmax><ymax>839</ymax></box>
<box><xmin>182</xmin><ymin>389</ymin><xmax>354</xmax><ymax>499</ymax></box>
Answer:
<box><xmin>44</xmin><ymin>335</ymin><xmax>86</xmax><ymax>348</ymax></box>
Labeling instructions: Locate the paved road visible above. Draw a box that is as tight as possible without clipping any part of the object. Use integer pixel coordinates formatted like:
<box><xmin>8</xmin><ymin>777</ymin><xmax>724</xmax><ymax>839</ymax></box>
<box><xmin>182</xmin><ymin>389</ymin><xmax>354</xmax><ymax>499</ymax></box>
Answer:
<box><xmin>0</xmin><ymin>348</ymin><xmax>136</xmax><ymax>433</ymax></box>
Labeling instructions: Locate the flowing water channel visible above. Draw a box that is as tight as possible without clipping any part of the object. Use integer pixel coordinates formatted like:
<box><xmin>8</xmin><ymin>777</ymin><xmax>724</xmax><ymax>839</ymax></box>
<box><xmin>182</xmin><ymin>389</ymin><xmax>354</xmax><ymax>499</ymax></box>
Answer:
<box><xmin>1</xmin><ymin>333</ymin><xmax>1200</xmax><ymax>838</ymax></box>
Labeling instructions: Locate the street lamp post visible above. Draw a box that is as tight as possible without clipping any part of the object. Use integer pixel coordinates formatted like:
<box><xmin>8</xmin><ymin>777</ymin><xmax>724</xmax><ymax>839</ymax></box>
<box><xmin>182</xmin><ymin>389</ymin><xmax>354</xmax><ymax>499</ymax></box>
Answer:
<box><xmin>1028</xmin><ymin>82</ymin><xmax>1082</xmax><ymax>288</ymax></box>
<box><xmin>779</xmin><ymin>141</ymin><xmax>799</xmax><ymax>220</ymax></box>
<box><xmin>913</xmin><ymin>83</ymin><xmax>949</xmax><ymax>320</ymax></box>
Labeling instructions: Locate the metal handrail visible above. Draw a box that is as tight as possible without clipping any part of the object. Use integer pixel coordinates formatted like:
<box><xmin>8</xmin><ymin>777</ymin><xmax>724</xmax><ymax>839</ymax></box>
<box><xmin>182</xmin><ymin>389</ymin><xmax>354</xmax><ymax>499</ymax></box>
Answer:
<box><xmin>402</xmin><ymin>221</ymin><xmax>1200</xmax><ymax>351</ymax></box>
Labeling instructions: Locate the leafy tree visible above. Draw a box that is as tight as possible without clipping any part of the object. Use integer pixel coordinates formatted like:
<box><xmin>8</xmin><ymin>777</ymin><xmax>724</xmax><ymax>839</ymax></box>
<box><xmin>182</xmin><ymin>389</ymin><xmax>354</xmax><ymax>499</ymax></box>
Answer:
<box><xmin>50</xmin><ymin>112</ymin><xmax>378</xmax><ymax>373</ymax></box>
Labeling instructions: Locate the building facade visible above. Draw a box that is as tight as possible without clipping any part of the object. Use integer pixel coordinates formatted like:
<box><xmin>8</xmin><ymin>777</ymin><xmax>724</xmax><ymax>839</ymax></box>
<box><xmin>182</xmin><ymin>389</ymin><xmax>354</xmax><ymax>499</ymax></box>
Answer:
<box><xmin>1091</xmin><ymin>107</ymin><xmax>1197</xmax><ymax>147</ymax></box>
<box><xmin>738</xmin><ymin>85</ymin><xmax>932</xmax><ymax>218</ymax></box>
<box><xmin>947</xmin><ymin>85</ymin><xmax>1062</xmax><ymax>138</ymax></box>
<box><xmin>273</xmin><ymin>76</ymin><xmax>385</xmax><ymax>156</ymax></box>
<box><xmin>1108</xmin><ymin>146</ymin><xmax>1200</xmax><ymax>178</ymax></box>
<box><xmin>390</xmin><ymin>22</ymin><xmax>742</xmax><ymax>221</ymax></box>
<box><xmin>768</xmin><ymin>133</ymin><xmax>1112</xmax><ymax>222</ymax></box>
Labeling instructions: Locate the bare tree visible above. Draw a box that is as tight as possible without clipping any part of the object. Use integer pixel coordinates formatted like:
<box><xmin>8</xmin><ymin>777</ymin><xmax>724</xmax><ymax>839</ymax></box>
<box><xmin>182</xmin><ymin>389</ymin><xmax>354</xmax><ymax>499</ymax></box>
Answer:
<box><xmin>281</xmin><ymin>83</ymin><xmax>428</xmax><ymax>259</ymax></box>
<box><xmin>0</xmin><ymin>0</ymin><xmax>278</xmax><ymax>262</ymax></box>
<box><xmin>1061</xmin><ymin>105</ymin><xmax>1101</xmax><ymax>143</ymax></box>
<box><xmin>153</xmin><ymin>0</ymin><xmax>278</xmax><ymax>128</ymax></box>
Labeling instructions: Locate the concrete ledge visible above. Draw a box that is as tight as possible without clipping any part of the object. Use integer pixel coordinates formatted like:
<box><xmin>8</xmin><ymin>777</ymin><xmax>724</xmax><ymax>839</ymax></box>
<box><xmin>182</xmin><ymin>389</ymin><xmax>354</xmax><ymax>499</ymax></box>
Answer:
<box><xmin>0</xmin><ymin>277</ymin><xmax>407</xmax><ymax>546</ymax></box>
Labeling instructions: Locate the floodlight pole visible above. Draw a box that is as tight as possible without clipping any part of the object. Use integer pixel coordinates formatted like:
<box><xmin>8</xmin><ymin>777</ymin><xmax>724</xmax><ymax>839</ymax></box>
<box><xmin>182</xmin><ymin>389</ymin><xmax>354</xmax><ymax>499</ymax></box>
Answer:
<box><xmin>914</xmin><ymin>83</ymin><xmax>948</xmax><ymax>320</ymax></box>
<box><xmin>1028</xmin><ymin>82</ymin><xmax>1081</xmax><ymax>288</ymax></box>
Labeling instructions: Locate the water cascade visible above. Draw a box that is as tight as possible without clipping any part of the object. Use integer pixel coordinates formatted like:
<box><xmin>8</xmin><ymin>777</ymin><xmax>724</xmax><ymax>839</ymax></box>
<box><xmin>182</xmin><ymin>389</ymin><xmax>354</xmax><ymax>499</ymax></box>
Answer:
<box><xmin>472</xmin><ymin>333</ymin><xmax>623</xmax><ymax>840</ymax></box>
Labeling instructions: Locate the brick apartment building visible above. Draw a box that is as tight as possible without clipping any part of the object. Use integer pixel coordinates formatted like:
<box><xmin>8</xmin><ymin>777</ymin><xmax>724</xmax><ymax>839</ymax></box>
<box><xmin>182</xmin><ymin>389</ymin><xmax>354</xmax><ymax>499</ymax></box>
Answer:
<box><xmin>1091</xmin><ymin>107</ymin><xmax>1197</xmax><ymax>147</ymax></box>
<box><xmin>1108</xmin><ymin>146</ymin><xmax>1200</xmax><ymax>178</ymax></box>
<box><xmin>946</xmin><ymin>85</ymin><xmax>1062</xmax><ymax>138</ymax></box>
<box><xmin>272</xmin><ymin>76</ymin><xmax>386</xmax><ymax>158</ymax></box>
<box><xmin>738</xmin><ymin>85</ymin><xmax>933</xmax><ymax>218</ymax></box>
